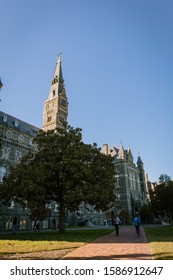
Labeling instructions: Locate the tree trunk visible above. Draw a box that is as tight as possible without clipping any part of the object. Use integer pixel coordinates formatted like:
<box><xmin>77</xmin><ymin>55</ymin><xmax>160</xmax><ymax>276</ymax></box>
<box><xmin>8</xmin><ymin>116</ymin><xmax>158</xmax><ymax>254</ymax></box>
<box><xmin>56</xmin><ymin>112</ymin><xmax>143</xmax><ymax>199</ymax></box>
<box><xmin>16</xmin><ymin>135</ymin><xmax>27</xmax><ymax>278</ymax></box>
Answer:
<box><xmin>58</xmin><ymin>201</ymin><xmax>65</xmax><ymax>233</ymax></box>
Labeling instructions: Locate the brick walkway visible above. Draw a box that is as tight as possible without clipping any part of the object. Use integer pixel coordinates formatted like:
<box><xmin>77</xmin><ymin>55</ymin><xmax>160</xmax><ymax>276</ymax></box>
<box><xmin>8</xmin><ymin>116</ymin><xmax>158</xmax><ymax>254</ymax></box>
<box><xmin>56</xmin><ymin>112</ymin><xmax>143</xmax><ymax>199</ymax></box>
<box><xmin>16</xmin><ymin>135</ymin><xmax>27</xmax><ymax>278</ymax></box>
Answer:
<box><xmin>63</xmin><ymin>226</ymin><xmax>153</xmax><ymax>260</ymax></box>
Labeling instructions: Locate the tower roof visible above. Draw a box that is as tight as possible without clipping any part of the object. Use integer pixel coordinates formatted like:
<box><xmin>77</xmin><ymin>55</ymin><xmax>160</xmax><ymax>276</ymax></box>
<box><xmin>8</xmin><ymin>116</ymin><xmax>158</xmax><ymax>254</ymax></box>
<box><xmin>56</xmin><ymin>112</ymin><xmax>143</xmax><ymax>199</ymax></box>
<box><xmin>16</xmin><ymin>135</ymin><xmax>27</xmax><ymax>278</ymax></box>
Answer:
<box><xmin>47</xmin><ymin>54</ymin><xmax>66</xmax><ymax>100</ymax></box>
<box><xmin>137</xmin><ymin>155</ymin><xmax>143</xmax><ymax>167</ymax></box>
<box><xmin>52</xmin><ymin>54</ymin><xmax>63</xmax><ymax>83</ymax></box>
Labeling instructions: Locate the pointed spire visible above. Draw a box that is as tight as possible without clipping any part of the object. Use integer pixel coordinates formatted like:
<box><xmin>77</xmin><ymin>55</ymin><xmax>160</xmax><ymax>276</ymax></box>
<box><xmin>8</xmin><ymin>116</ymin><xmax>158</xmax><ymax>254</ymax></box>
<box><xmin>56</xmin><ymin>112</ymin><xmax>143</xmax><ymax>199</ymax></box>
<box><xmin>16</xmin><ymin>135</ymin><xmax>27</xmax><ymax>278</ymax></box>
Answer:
<box><xmin>47</xmin><ymin>54</ymin><xmax>67</xmax><ymax>101</ymax></box>
<box><xmin>137</xmin><ymin>155</ymin><xmax>143</xmax><ymax>168</ymax></box>
<box><xmin>127</xmin><ymin>145</ymin><xmax>134</xmax><ymax>163</ymax></box>
<box><xmin>42</xmin><ymin>55</ymin><xmax>68</xmax><ymax>131</ymax></box>
<box><xmin>118</xmin><ymin>143</ymin><xmax>124</xmax><ymax>160</ymax></box>
<box><xmin>51</xmin><ymin>53</ymin><xmax>64</xmax><ymax>86</ymax></box>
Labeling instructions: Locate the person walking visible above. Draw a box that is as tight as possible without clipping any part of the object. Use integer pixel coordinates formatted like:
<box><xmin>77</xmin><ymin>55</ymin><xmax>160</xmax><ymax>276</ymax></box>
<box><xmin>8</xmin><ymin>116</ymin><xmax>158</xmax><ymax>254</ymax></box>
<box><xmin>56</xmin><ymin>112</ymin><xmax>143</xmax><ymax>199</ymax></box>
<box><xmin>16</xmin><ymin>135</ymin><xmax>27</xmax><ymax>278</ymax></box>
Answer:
<box><xmin>52</xmin><ymin>218</ymin><xmax>56</xmax><ymax>230</ymax></box>
<box><xmin>114</xmin><ymin>216</ymin><xmax>120</xmax><ymax>236</ymax></box>
<box><xmin>35</xmin><ymin>218</ymin><xmax>40</xmax><ymax>232</ymax></box>
<box><xmin>133</xmin><ymin>214</ymin><xmax>141</xmax><ymax>236</ymax></box>
<box><xmin>12</xmin><ymin>217</ymin><xmax>17</xmax><ymax>233</ymax></box>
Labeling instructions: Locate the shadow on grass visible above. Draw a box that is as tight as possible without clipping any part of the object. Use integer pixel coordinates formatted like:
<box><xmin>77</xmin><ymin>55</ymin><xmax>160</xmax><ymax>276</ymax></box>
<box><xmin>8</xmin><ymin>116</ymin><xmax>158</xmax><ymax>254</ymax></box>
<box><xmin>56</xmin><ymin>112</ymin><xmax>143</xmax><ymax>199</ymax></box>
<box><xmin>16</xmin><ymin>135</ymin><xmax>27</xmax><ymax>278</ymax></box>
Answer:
<box><xmin>1</xmin><ymin>225</ymin><xmax>172</xmax><ymax>243</ymax></box>
<box><xmin>0</xmin><ymin>228</ymin><xmax>114</xmax><ymax>243</ymax></box>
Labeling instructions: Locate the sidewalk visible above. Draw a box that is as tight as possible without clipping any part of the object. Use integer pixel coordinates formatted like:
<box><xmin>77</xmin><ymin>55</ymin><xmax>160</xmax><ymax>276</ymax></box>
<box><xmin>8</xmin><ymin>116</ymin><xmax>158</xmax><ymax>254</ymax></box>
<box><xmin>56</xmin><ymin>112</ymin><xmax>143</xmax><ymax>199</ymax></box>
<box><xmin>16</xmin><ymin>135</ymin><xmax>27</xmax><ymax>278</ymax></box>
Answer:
<box><xmin>63</xmin><ymin>226</ymin><xmax>153</xmax><ymax>260</ymax></box>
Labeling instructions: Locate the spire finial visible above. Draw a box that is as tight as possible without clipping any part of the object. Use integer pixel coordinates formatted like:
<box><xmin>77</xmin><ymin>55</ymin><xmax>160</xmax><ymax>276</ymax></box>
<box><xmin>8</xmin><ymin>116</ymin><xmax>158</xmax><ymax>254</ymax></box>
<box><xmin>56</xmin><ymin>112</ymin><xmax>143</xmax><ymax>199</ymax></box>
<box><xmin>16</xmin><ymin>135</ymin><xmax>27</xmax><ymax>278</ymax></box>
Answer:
<box><xmin>57</xmin><ymin>53</ymin><xmax>62</xmax><ymax>63</ymax></box>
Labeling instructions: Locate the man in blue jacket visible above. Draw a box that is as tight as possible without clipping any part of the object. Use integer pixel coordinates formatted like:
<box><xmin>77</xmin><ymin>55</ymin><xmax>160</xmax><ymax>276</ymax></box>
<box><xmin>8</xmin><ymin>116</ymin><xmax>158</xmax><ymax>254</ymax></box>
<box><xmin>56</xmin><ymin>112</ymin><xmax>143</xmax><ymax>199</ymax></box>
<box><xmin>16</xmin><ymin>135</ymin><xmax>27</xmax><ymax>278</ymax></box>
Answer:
<box><xmin>133</xmin><ymin>214</ymin><xmax>141</xmax><ymax>236</ymax></box>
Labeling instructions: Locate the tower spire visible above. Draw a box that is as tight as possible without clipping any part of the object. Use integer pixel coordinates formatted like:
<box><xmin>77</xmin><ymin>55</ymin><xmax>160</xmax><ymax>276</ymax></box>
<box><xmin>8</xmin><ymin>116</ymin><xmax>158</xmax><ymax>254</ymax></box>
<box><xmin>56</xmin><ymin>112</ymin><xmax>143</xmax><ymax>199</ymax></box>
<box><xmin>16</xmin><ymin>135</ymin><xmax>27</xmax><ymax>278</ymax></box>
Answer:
<box><xmin>42</xmin><ymin>55</ymin><xmax>68</xmax><ymax>131</ymax></box>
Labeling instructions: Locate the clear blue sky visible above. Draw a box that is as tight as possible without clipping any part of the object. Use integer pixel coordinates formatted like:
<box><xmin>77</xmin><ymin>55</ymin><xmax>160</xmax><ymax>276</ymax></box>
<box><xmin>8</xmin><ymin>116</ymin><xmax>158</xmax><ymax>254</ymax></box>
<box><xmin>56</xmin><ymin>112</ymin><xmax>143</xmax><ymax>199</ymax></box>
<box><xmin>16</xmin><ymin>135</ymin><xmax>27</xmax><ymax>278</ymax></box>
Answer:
<box><xmin>0</xmin><ymin>0</ymin><xmax>173</xmax><ymax>182</ymax></box>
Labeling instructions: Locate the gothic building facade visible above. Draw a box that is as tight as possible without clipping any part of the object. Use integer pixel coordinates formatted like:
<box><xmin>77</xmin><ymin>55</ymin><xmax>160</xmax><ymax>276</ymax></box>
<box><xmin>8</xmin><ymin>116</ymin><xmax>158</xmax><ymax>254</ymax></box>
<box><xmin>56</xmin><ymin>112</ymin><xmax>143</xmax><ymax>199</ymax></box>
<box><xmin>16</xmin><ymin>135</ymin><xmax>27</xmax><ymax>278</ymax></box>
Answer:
<box><xmin>0</xmin><ymin>55</ymin><xmax>68</xmax><ymax>230</ymax></box>
<box><xmin>102</xmin><ymin>144</ymin><xmax>149</xmax><ymax>223</ymax></box>
<box><xmin>0</xmin><ymin>112</ymin><xmax>39</xmax><ymax>230</ymax></box>
<box><xmin>0</xmin><ymin>55</ymin><xmax>149</xmax><ymax>230</ymax></box>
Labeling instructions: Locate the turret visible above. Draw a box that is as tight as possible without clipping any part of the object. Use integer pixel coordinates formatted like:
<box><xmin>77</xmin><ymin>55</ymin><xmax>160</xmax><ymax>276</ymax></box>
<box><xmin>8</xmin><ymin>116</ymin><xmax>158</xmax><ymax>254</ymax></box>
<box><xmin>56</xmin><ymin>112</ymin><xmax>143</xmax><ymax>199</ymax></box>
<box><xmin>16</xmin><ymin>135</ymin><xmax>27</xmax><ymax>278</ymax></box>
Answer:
<box><xmin>118</xmin><ymin>143</ymin><xmax>125</xmax><ymax>160</ymax></box>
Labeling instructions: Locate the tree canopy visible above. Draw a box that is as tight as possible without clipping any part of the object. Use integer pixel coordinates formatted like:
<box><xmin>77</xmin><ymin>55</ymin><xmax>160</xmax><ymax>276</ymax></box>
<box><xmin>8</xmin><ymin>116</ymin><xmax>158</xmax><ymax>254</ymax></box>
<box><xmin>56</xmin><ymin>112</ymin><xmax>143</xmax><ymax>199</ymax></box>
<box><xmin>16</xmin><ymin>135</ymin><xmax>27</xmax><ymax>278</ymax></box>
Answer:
<box><xmin>149</xmin><ymin>175</ymin><xmax>173</xmax><ymax>224</ymax></box>
<box><xmin>0</xmin><ymin>125</ymin><xmax>116</xmax><ymax>232</ymax></box>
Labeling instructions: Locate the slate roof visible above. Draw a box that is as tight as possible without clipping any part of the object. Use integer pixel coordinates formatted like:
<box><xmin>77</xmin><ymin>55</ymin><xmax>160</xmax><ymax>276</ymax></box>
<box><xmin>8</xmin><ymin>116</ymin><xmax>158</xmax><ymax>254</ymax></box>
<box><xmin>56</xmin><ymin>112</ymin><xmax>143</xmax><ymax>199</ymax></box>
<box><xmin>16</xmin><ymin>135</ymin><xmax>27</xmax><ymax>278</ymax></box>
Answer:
<box><xmin>0</xmin><ymin>111</ymin><xmax>40</xmax><ymax>137</ymax></box>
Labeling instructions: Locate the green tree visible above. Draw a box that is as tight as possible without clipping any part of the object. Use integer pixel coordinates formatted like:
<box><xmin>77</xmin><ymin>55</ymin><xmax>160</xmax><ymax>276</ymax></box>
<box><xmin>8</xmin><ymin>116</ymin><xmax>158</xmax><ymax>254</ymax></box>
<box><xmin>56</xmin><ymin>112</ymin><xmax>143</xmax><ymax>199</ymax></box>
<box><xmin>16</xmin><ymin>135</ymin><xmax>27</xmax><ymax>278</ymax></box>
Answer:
<box><xmin>149</xmin><ymin>176</ymin><xmax>173</xmax><ymax>224</ymax></box>
<box><xmin>0</xmin><ymin>125</ymin><xmax>116</xmax><ymax>232</ymax></box>
<box><xmin>139</xmin><ymin>204</ymin><xmax>152</xmax><ymax>224</ymax></box>
<box><xmin>159</xmin><ymin>174</ymin><xmax>171</xmax><ymax>184</ymax></box>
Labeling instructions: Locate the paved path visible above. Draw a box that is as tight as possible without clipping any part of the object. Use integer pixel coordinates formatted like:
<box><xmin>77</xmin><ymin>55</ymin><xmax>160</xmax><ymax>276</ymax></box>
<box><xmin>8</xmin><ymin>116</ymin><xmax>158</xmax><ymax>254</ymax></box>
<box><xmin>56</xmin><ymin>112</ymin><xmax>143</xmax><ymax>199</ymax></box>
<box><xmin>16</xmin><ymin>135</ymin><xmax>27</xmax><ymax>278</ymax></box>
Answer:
<box><xmin>63</xmin><ymin>226</ymin><xmax>153</xmax><ymax>260</ymax></box>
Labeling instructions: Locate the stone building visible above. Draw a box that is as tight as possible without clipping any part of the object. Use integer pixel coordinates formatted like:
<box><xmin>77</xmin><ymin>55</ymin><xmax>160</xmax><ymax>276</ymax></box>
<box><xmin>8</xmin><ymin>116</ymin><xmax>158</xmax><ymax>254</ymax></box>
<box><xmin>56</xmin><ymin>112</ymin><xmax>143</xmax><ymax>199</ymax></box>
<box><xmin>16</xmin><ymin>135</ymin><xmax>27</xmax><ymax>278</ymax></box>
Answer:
<box><xmin>0</xmin><ymin>55</ymin><xmax>68</xmax><ymax>230</ymax></box>
<box><xmin>0</xmin><ymin>55</ymin><xmax>149</xmax><ymax>230</ymax></box>
<box><xmin>0</xmin><ymin>112</ymin><xmax>39</xmax><ymax>230</ymax></box>
<box><xmin>102</xmin><ymin>144</ymin><xmax>149</xmax><ymax>223</ymax></box>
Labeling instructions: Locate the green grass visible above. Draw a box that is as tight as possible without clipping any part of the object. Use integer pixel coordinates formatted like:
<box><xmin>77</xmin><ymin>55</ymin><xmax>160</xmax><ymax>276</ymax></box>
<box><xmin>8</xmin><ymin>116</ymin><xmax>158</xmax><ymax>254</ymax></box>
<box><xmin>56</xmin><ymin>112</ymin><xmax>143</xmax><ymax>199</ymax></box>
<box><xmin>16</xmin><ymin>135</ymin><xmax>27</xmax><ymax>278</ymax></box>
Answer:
<box><xmin>0</xmin><ymin>228</ymin><xmax>114</xmax><ymax>256</ymax></box>
<box><xmin>144</xmin><ymin>226</ymin><xmax>173</xmax><ymax>260</ymax></box>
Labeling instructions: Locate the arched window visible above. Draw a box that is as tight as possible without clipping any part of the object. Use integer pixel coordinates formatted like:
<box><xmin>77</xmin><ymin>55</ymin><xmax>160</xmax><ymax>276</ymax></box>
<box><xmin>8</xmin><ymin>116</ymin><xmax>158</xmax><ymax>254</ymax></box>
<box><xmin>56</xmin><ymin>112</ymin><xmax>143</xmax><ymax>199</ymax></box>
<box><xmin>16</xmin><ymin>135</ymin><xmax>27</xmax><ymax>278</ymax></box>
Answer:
<box><xmin>0</xmin><ymin>166</ymin><xmax>6</xmax><ymax>182</ymax></box>
<box><xmin>15</xmin><ymin>151</ymin><xmax>22</xmax><ymax>162</ymax></box>
<box><xmin>2</xmin><ymin>147</ymin><xmax>10</xmax><ymax>159</ymax></box>
<box><xmin>6</xmin><ymin>131</ymin><xmax>11</xmax><ymax>140</ymax></box>
<box><xmin>115</xmin><ymin>171</ymin><xmax>120</xmax><ymax>186</ymax></box>
<box><xmin>115</xmin><ymin>192</ymin><xmax>121</xmax><ymax>200</ymax></box>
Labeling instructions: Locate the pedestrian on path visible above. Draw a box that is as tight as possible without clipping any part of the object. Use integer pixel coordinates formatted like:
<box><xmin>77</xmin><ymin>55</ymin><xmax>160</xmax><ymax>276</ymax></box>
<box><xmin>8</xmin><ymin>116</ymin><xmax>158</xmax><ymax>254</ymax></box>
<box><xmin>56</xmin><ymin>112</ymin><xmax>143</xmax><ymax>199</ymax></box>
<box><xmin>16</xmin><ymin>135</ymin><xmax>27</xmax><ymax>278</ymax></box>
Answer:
<box><xmin>33</xmin><ymin>218</ymin><xmax>40</xmax><ymax>232</ymax></box>
<box><xmin>12</xmin><ymin>217</ymin><xmax>17</xmax><ymax>233</ymax></box>
<box><xmin>114</xmin><ymin>216</ymin><xmax>120</xmax><ymax>236</ymax></box>
<box><xmin>133</xmin><ymin>214</ymin><xmax>141</xmax><ymax>236</ymax></box>
<box><xmin>52</xmin><ymin>218</ymin><xmax>56</xmax><ymax>230</ymax></box>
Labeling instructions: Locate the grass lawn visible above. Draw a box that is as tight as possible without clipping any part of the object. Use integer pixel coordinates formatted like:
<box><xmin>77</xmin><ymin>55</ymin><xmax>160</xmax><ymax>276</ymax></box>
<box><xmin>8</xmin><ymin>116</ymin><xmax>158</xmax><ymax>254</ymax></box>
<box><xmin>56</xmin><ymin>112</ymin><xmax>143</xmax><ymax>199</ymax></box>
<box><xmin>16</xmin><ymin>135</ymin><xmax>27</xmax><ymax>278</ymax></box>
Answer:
<box><xmin>0</xmin><ymin>228</ymin><xmax>114</xmax><ymax>256</ymax></box>
<box><xmin>144</xmin><ymin>226</ymin><xmax>173</xmax><ymax>260</ymax></box>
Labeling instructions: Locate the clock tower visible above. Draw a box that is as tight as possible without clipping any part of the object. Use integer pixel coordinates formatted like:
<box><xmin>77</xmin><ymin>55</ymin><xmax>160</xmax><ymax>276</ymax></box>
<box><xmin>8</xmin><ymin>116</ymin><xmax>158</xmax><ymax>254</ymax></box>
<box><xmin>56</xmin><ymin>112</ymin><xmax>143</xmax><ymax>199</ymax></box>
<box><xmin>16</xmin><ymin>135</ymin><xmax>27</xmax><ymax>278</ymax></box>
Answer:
<box><xmin>42</xmin><ymin>55</ymin><xmax>68</xmax><ymax>131</ymax></box>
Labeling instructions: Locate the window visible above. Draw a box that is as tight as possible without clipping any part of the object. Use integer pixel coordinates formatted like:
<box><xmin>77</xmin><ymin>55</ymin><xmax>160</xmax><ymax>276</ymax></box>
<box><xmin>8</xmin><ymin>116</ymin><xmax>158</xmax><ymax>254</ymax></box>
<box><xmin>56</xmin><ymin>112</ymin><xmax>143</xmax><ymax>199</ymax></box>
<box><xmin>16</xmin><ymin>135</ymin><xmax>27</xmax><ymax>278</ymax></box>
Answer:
<box><xmin>5</xmin><ymin>217</ymin><xmax>13</xmax><ymax>230</ymax></box>
<box><xmin>2</xmin><ymin>147</ymin><xmax>10</xmax><ymax>160</ymax></box>
<box><xmin>18</xmin><ymin>134</ymin><xmax>24</xmax><ymax>143</ymax></box>
<box><xmin>47</xmin><ymin>116</ymin><xmax>52</xmax><ymax>122</ymax></box>
<box><xmin>115</xmin><ymin>171</ymin><xmax>120</xmax><ymax>186</ymax></box>
<box><xmin>130</xmin><ymin>173</ymin><xmax>136</xmax><ymax>190</ymax></box>
<box><xmin>0</xmin><ymin>166</ymin><xmax>6</xmax><ymax>182</ymax></box>
<box><xmin>15</xmin><ymin>151</ymin><xmax>22</xmax><ymax>162</ymax></box>
<box><xmin>29</xmin><ymin>138</ymin><xmax>33</xmax><ymax>146</ymax></box>
<box><xmin>14</xmin><ymin>120</ymin><xmax>18</xmax><ymax>127</ymax></box>
<box><xmin>6</xmin><ymin>131</ymin><xmax>11</xmax><ymax>140</ymax></box>
<box><xmin>3</xmin><ymin>115</ymin><xmax>7</xmax><ymax>122</ymax></box>
<box><xmin>115</xmin><ymin>192</ymin><xmax>121</xmax><ymax>200</ymax></box>
<box><xmin>9</xmin><ymin>201</ymin><xmax>15</xmax><ymax>209</ymax></box>
<box><xmin>19</xmin><ymin>218</ymin><xmax>26</xmax><ymax>230</ymax></box>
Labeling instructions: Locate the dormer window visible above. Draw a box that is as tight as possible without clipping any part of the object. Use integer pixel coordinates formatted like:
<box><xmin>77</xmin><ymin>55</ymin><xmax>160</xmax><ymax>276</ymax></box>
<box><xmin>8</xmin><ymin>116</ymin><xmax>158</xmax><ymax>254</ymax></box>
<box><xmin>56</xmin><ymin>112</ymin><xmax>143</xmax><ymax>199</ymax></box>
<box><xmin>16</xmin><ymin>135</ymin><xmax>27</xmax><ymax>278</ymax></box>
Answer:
<box><xmin>14</xmin><ymin>120</ymin><xmax>18</xmax><ymax>127</ymax></box>
<box><xmin>3</xmin><ymin>115</ymin><xmax>7</xmax><ymax>122</ymax></box>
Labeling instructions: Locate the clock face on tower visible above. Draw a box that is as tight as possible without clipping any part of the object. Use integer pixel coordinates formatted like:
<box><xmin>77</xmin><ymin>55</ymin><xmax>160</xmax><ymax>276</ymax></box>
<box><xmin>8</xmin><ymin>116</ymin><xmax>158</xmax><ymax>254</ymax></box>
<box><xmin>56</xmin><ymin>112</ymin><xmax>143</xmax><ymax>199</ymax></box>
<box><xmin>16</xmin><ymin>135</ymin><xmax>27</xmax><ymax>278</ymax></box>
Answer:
<box><xmin>61</xmin><ymin>98</ymin><xmax>67</xmax><ymax>107</ymax></box>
